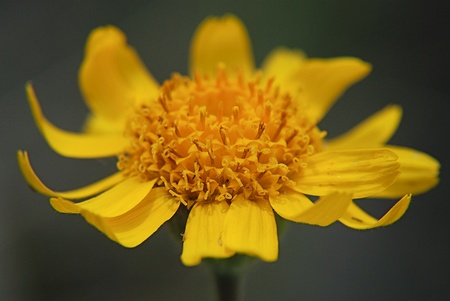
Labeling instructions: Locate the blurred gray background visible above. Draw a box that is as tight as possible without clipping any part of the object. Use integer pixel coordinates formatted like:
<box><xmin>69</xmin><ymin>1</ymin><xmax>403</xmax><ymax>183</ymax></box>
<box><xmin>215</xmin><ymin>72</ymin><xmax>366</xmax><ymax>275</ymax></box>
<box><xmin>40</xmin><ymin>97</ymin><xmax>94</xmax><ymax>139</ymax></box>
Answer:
<box><xmin>1</xmin><ymin>1</ymin><xmax>448</xmax><ymax>300</ymax></box>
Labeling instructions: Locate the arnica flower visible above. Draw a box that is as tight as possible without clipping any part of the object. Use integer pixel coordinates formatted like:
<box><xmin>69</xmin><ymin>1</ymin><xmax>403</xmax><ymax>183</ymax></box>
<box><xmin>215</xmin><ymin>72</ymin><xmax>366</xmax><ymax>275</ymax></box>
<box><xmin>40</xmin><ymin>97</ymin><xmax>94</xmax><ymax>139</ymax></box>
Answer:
<box><xmin>18</xmin><ymin>15</ymin><xmax>439</xmax><ymax>266</ymax></box>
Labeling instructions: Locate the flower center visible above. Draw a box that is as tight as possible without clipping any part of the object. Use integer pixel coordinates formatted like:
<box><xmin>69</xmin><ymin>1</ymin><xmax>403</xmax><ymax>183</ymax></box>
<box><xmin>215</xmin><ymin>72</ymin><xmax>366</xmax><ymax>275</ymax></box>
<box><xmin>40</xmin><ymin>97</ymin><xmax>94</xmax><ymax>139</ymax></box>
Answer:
<box><xmin>117</xmin><ymin>68</ymin><xmax>325</xmax><ymax>207</ymax></box>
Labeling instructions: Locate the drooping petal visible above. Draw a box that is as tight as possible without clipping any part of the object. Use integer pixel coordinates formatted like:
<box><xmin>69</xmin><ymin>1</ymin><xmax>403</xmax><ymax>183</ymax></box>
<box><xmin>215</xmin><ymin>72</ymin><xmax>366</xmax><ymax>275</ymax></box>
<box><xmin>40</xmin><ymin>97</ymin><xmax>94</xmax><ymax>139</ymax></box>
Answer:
<box><xmin>50</xmin><ymin>177</ymin><xmax>156</xmax><ymax>217</ymax></box>
<box><xmin>181</xmin><ymin>201</ymin><xmax>235</xmax><ymax>266</ymax></box>
<box><xmin>327</xmin><ymin>105</ymin><xmax>403</xmax><ymax>149</ymax></box>
<box><xmin>270</xmin><ymin>190</ymin><xmax>352</xmax><ymax>226</ymax></box>
<box><xmin>376</xmin><ymin>146</ymin><xmax>440</xmax><ymax>198</ymax></box>
<box><xmin>25</xmin><ymin>84</ymin><xmax>128</xmax><ymax>158</ymax></box>
<box><xmin>294</xmin><ymin>57</ymin><xmax>372</xmax><ymax>122</ymax></box>
<box><xmin>261</xmin><ymin>47</ymin><xmax>306</xmax><ymax>84</ymax></box>
<box><xmin>339</xmin><ymin>194</ymin><xmax>411</xmax><ymax>229</ymax></box>
<box><xmin>189</xmin><ymin>14</ymin><xmax>254</xmax><ymax>77</ymax></box>
<box><xmin>73</xmin><ymin>187</ymin><xmax>180</xmax><ymax>248</ymax></box>
<box><xmin>291</xmin><ymin>148</ymin><xmax>400</xmax><ymax>198</ymax></box>
<box><xmin>17</xmin><ymin>150</ymin><xmax>124</xmax><ymax>200</ymax></box>
<box><xmin>79</xmin><ymin>25</ymin><xmax>160</xmax><ymax>133</ymax></box>
<box><xmin>223</xmin><ymin>195</ymin><xmax>278</xmax><ymax>262</ymax></box>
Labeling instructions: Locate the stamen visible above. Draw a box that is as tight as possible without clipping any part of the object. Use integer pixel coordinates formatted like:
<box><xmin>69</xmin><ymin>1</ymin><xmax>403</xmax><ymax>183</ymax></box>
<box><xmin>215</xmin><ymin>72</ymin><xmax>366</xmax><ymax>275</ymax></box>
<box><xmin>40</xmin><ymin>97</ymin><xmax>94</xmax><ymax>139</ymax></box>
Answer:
<box><xmin>265</xmin><ymin>77</ymin><xmax>275</xmax><ymax>94</ymax></box>
<box><xmin>188</xmin><ymin>96</ymin><xmax>194</xmax><ymax>116</ymax></box>
<box><xmin>264</xmin><ymin>101</ymin><xmax>272</xmax><ymax>122</ymax></box>
<box><xmin>248</xmin><ymin>81</ymin><xmax>255</xmax><ymax>98</ymax></box>
<box><xmin>272</xmin><ymin>111</ymin><xmax>287</xmax><ymax>141</ymax></box>
<box><xmin>285</xmin><ymin>129</ymin><xmax>299</xmax><ymax>145</ymax></box>
<box><xmin>169</xmin><ymin>189</ymin><xmax>187</xmax><ymax>206</ymax></box>
<box><xmin>192</xmin><ymin>138</ymin><xmax>206</xmax><ymax>151</ymax></box>
<box><xmin>199</xmin><ymin>106</ymin><xmax>207</xmax><ymax>130</ymax></box>
<box><xmin>255</xmin><ymin>122</ymin><xmax>265</xmax><ymax>139</ymax></box>
<box><xmin>172</xmin><ymin>121</ymin><xmax>181</xmax><ymax>137</ymax></box>
<box><xmin>158</xmin><ymin>93</ymin><xmax>169</xmax><ymax>113</ymax></box>
<box><xmin>232</xmin><ymin>106</ymin><xmax>239</xmax><ymax>123</ymax></box>
<box><xmin>217</xmin><ymin>101</ymin><xmax>224</xmax><ymax>123</ymax></box>
<box><xmin>257</xmin><ymin>89</ymin><xmax>264</xmax><ymax>106</ymax></box>
<box><xmin>207</xmin><ymin>140</ymin><xmax>215</xmax><ymax>165</ymax></box>
<box><xmin>219</xmin><ymin>126</ymin><xmax>230</xmax><ymax>146</ymax></box>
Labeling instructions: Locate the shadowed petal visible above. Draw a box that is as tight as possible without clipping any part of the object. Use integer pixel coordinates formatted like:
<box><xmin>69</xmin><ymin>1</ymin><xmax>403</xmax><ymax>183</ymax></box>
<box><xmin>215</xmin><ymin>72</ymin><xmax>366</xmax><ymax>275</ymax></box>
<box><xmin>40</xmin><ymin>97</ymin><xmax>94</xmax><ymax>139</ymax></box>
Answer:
<box><xmin>327</xmin><ymin>105</ymin><xmax>402</xmax><ymax>149</ymax></box>
<box><xmin>18</xmin><ymin>150</ymin><xmax>124</xmax><ymax>200</ymax></box>
<box><xmin>80</xmin><ymin>25</ymin><xmax>159</xmax><ymax>133</ymax></box>
<box><xmin>26</xmin><ymin>84</ymin><xmax>128</xmax><ymax>158</ymax></box>
<box><xmin>74</xmin><ymin>187</ymin><xmax>180</xmax><ymax>247</ymax></box>
<box><xmin>339</xmin><ymin>194</ymin><xmax>411</xmax><ymax>229</ymax></box>
<box><xmin>50</xmin><ymin>177</ymin><xmax>156</xmax><ymax>217</ymax></box>
<box><xmin>377</xmin><ymin>146</ymin><xmax>440</xmax><ymax>197</ymax></box>
<box><xmin>181</xmin><ymin>201</ymin><xmax>235</xmax><ymax>266</ymax></box>
<box><xmin>294</xmin><ymin>57</ymin><xmax>371</xmax><ymax>122</ymax></box>
<box><xmin>223</xmin><ymin>195</ymin><xmax>278</xmax><ymax>262</ymax></box>
<box><xmin>292</xmin><ymin>148</ymin><xmax>400</xmax><ymax>198</ymax></box>
<box><xmin>270</xmin><ymin>190</ymin><xmax>352</xmax><ymax>226</ymax></box>
<box><xmin>189</xmin><ymin>14</ymin><xmax>254</xmax><ymax>77</ymax></box>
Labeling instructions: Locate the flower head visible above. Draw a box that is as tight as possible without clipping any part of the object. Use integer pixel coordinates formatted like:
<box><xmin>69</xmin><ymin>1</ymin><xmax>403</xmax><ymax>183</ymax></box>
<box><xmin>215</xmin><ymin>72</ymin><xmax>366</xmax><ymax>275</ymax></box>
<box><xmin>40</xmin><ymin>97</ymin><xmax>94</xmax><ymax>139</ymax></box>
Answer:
<box><xmin>18</xmin><ymin>15</ymin><xmax>439</xmax><ymax>266</ymax></box>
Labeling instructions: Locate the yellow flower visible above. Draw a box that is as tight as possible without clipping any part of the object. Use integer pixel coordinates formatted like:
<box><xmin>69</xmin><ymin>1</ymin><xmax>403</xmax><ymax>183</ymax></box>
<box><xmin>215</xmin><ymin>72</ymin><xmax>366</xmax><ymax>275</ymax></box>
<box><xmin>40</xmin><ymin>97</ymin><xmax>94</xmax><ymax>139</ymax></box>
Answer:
<box><xmin>18</xmin><ymin>15</ymin><xmax>439</xmax><ymax>266</ymax></box>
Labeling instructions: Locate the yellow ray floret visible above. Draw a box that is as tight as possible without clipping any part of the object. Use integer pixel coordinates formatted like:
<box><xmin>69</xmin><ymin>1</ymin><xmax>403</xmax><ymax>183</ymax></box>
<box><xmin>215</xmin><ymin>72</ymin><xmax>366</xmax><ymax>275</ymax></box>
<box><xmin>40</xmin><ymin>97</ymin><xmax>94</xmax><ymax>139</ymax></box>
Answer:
<box><xmin>17</xmin><ymin>150</ymin><xmax>124</xmax><ymax>199</ymax></box>
<box><xmin>25</xmin><ymin>84</ymin><xmax>128</xmax><ymax>158</ymax></box>
<box><xmin>339</xmin><ymin>194</ymin><xmax>412</xmax><ymax>229</ymax></box>
<box><xmin>270</xmin><ymin>190</ymin><xmax>353</xmax><ymax>226</ymax></box>
<box><xmin>292</xmin><ymin>148</ymin><xmax>400</xmax><ymax>198</ymax></box>
<box><xmin>181</xmin><ymin>201</ymin><xmax>235</xmax><ymax>266</ymax></box>
<box><xmin>222</xmin><ymin>195</ymin><xmax>278</xmax><ymax>262</ymax></box>
<box><xmin>327</xmin><ymin>105</ymin><xmax>402</xmax><ymax>149</ymax></box>
<box><xmin>50</xmin><ymin>177</ymin><xmax>157</xmax><ymax>217</ymax></box>
<box><xmin>73</xmin><ymin>187</ymin><xmax>180</xmax><ymax>247</ymax></box>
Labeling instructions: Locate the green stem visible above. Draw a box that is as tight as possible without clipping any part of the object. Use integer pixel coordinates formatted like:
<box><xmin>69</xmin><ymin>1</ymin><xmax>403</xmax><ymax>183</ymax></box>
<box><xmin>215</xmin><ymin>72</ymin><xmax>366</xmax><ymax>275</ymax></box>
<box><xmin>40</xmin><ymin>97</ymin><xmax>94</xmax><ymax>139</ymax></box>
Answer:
<box><xmin>205</xmin><ymin>255</ymin><xmax>256</xmax><ymax>301</ymax></box>
<box><xmin>213</xmin><ymin>271</ymin><xmax>241</xmax><ymax>301</ymax></box>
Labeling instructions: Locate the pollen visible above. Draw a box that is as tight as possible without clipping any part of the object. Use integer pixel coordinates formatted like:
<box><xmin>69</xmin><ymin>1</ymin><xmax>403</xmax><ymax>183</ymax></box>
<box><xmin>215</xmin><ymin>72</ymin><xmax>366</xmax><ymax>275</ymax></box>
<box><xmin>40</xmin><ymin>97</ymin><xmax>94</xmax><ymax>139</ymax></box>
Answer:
<box><xmin>117</xmin><ymin>68</ymin><xmax>325</xmax><ymax>205</ymax></box>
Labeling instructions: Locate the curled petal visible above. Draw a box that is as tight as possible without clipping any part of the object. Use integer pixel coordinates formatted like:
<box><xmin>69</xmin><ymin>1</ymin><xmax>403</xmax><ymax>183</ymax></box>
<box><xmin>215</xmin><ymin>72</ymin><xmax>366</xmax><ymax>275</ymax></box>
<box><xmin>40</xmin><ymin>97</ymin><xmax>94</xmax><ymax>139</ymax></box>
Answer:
<box><xmin>80</xmin><ymin>25</ymin><xmax>159</xmax><ymax>133</ymax></box>
<box><xmin>223</xmin><ymin>195</ymin><xmax>278</xmax><ymax>262</ymax></box>
<box><xmin>18</xmin><ymin>150</ymin><xmax>124</xmax><ymax>200</ymax></box>
<box><xmin>189</xmin><ymin>14</ymin><xmax>254</xmax><ymax>76</ymax></box>
<box><xmin>25</xmin><ymin>84</ymin><xmax>128</xmax><ymax>158</ymax></box>
<box><xmin>294</xmin><ymin>57</ymin><xmax>371</xmax><ymax>122</ymax></box>
<box><xmin>270</xmin><ymin>190</ymin><xmax>352</xmax><ymax>226</ymax></box>
<box><xmin>181</xmin><ymin>201</ymin><xmax>234</xmax><ymax>266</ymax></box>
<box><xmin>292</xmin><ymin>148</ymin><xmax>400</xmax><ymax>198</ymax></box>
<box><xmin>50</xmin><ymin>177</ymin><xmax>156</xmax><ymax>217</ymax></box>
<box><xmin>327</xmin><ymin>105</ymin><xmax>403</xmax><ymax>149</ymax></box>
<box><xmin>377</xmin><ymin>146</ymin><xmax>440</xmax><ymax>198</ymax></box>
<box><xmin>63</xmin><ymin>187</ymin><xmax>180</xmax><ymax>248</ymax></box>
<box><xmin>339</xmin><ymin>194</ymin><xmax>411</xmax><ymax>229</ymax></box>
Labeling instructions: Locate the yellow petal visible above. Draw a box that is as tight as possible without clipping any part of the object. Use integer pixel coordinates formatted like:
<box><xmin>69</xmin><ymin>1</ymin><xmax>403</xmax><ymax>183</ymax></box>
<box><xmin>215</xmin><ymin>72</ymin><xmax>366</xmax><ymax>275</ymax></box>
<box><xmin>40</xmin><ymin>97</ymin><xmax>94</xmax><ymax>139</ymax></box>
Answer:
<box><xmin>78</xmin><ymin>187</ymin><xmax>180</xmax><ymax>247</ymax></box>
<box><xmin>25</xmin><ymin>84</ymin><xmax>128</xmax><ymax>158</ymax></box>
<box><xmin>270</xmin><ymin>190</ymin><xmax>352</xmax><ymax>226</ymax></box>
<box><xmin>189</xmin><ymin>15</ymin><xmax>254</xmax><ymax>77</ymax></box>
<box><xmin>181</xmin><ymin>201</ymin><xmax>235</xmax><ymax>266</ymax></box>
<box><xmin>377</xmin><ymin>146</ymin><xmax>440</xmax><ymax>198</ymax></box>
<box><xmin>79</xmin><ymin>25</ymin><xmax>159</xmax><ymax>132</ymax></box>
<box><xmin>339</xmin><ymin>194</ymin><xmax>411</xmax><ymax>229</ymax></box>
<box><xmin>295</xmin><ymin>57</ymin><xmax>371</xmax><ymax>122</ymax></box>
<box><xmin>223</xmin><ymin>195</ymin><xmax>278</xmax><ymax>262</ymax></box>
<box><xmin>327</xmin><ymin>105</ymin><xmax>402</xmax><ymax>149</ymax></box>
<box><xmin>17</xmin><ymin>150</ymin><xmax>124</xmax><ymax>200</ymax></box>
<box><xmin>50</xmin><ymin>177</ymin><xmax>156</xmax><ymax>217</ymax></box>
<box><xmin>292</xmin><ymin>148</ymin><xmax>400</xmax><ymax>198</ymax></box>
<box><xmin>261</xmin><ymin>47</ymin><xmax>306</xmax><ymax>83</ymax></box>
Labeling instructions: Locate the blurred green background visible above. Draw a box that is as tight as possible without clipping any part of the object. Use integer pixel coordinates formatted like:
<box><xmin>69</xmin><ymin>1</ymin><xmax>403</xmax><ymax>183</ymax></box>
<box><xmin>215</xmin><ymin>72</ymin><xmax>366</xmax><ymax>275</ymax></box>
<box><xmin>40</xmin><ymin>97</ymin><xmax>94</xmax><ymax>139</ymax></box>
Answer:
<box><xmin>1</xmin><ymin>1</ymin><xmax>448</xmax><ymax>300</ymax></box>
